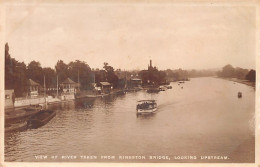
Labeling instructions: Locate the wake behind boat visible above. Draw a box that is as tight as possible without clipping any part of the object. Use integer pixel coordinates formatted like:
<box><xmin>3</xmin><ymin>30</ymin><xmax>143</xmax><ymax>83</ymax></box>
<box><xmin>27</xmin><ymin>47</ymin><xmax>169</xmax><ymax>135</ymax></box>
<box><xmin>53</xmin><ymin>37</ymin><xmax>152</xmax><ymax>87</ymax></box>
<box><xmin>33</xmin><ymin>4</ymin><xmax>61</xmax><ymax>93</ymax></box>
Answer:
<box><xmin>136</xmin><ymin>100</ymin><xmax>157</xmax><ymax>114</ymax></box>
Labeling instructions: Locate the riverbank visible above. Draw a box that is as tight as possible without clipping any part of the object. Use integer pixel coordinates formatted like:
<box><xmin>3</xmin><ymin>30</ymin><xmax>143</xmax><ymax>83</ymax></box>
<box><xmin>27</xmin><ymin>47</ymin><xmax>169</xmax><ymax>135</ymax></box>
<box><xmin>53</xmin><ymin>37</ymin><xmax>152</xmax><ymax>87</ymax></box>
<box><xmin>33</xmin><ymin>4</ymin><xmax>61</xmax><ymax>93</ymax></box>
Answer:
<box><xmin>217</xmin><ymin>77</ymin><xmax>255</xmax><ymax>88</ymax></box>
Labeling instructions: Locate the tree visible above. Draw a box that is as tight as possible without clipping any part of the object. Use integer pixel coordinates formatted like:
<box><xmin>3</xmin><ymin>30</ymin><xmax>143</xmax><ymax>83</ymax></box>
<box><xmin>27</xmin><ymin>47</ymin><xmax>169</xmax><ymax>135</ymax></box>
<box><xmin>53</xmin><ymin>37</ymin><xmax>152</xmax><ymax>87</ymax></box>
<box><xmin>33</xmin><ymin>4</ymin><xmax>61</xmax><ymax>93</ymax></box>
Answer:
<box><xmin>103</xmin><ymin>62</ymin><xmax>119</xmax><ymax>88</ymax></box>
<box><xmin>235</xmin><ymin>67</ymin><xmax>248</xmax><ymax>80</ymax></box>
<box><xmin>5</xmin><ymin>43</ymin><xmax>14</xmax><ymax>89</ymax></box>
<box><xmin>95</xmin><ymin>70</ymin><xmax>106</xmax><ymax>85</ymax></box>
<box><xmin>245</xmin><ymin>70</ymin><xmax>256</xmax><ymax>82</ymax></box>
<box><xmin>5</xmin><ymin>43</ymin><xmax>28</xmax><ymax>97</ymax></box>
<box><xmin>159</xmin><ymin>71</ymin><xmax>167</xmax><ymax>82</ymax></box>
<box><xmin>55</xmin><ymin>60</ymin><xmax>69</xmax><ymax>83</ymax></box>
<box><xmin>221</xmin><ymin>64</ymin><xmax>235</xmax><ymax>78</ymax></box>
<box><xmin>27</xmin><ymin>61</ymin><xmax>43</xmax><ymax>85</ymax></box>
<box><xmin>67</xmin><ymin>60</ymin><xmax>92</xmax><ymax>90</ymax></box>
<box><xmin>42</xmin><ymin>67</ymin><xmax>56</xmax><ymax>88</ymax></box>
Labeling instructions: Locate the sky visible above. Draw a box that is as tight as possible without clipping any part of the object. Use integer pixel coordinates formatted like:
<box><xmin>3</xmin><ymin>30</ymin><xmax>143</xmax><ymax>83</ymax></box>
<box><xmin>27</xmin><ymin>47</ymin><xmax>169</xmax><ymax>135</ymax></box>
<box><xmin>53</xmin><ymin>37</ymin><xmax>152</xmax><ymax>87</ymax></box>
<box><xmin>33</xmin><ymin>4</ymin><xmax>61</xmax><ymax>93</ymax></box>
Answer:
<box><xmin>4</xmin><ymin>2</ymin><xmax>256</xmax><ymax>70</ymax></box>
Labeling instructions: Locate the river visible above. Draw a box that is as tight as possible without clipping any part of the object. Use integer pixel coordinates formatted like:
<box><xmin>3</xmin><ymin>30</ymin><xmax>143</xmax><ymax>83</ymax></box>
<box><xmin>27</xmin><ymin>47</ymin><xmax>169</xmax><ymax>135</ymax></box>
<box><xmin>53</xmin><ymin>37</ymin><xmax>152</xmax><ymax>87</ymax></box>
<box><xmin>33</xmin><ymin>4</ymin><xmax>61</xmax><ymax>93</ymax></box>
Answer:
<box><xmin>4</xmin><ymin>77</ymin><xmax>255</xmax><ymax>163</ymax></box>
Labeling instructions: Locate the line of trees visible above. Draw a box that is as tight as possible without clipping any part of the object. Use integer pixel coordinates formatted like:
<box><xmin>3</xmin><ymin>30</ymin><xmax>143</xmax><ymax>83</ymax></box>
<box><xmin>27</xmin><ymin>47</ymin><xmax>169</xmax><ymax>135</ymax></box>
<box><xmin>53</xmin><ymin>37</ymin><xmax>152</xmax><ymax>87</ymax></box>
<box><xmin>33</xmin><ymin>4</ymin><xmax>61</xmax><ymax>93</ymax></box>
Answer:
<box><xmin>217</xmin><ymin>64</ymin><xmax>255</xmax><ymax>82</ymax></box>
<box><xmin>165</xmin><ymin>65</ymin><xmax>255</xmax><ymax>83</ymax></box>
<box><xmin>5</xmin><ymin>43</ymin><xmax>120</xmax><ymax>97</ymax></box>
<box><xmin>164</xmin><ymin>68</ymin><xmax>216</xmax><ymax>81</ymax></box>
<box><xmin>5</xmin><ymin>43</ymin><xmax>256</xmax><ymax>97</ymax></box>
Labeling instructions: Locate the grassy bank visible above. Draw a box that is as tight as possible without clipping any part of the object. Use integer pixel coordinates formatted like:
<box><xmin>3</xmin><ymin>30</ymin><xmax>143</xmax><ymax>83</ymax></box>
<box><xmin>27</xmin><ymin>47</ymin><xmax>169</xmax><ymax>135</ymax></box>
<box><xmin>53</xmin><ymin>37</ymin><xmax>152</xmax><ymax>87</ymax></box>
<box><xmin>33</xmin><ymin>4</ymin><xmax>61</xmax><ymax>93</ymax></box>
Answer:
<box><xmin>217</xmin><ymin>77</ymin><xmax>255</xmax><ymax>88</ymax></box>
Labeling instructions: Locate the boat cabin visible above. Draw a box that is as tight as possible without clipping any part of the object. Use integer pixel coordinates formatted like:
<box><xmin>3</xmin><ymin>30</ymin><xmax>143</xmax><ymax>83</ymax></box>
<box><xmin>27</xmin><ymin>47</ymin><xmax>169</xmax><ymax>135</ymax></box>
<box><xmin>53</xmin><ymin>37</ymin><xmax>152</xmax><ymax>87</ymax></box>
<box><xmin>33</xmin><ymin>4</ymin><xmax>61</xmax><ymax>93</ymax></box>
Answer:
<box><xmin>137</xmin><ymin>100</ymin><xmax>157</xmax><ymax>110</ymax></box>
<box><xmin>100</xmin><ymin>82</ymin><xmax>112</xmax><ymax>93</ymax></box>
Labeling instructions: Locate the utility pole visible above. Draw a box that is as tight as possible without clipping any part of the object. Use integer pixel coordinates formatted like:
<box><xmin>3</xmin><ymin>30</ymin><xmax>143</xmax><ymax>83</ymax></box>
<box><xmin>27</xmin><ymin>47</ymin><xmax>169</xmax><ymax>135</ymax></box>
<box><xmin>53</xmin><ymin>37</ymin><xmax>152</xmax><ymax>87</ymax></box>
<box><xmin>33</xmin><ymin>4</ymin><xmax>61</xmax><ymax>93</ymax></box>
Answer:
<box><xmin>77</xmin><ymin>69</ymin><xmax>80</xmax><ymax>92</ymax></box>
<box><xmin>93</xmin><ymin>71</ymin><xmax>95</xmax><ymax>83</ymax></box>
<box><xmin>125</xmin><ymin>69</ymin><xmax>127</xmax><ymax>89</ymax></box>
<box><xmin>78</xmin><ymin>70</ymin><xmax>79</xmax><ymax>84</ymax></box>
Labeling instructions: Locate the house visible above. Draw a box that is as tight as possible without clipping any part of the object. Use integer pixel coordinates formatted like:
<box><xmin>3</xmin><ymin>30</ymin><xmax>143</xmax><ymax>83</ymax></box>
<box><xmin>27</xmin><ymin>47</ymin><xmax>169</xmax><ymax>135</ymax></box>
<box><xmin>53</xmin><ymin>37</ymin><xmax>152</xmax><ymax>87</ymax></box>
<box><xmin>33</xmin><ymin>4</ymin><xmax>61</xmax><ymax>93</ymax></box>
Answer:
<box><xmin>100</xmin><ymin>82</ymin><xmax>112</xmax><ymax>93</ymax></box>
<box><xmin>27</xmin><ymin>79</ymin><xmax>40</xmax><ymax>97</ymax></box>
<box><xmin>61</xmin><ymin>78</ymin><xmax>78</xmax><ymax>94</ymax></box>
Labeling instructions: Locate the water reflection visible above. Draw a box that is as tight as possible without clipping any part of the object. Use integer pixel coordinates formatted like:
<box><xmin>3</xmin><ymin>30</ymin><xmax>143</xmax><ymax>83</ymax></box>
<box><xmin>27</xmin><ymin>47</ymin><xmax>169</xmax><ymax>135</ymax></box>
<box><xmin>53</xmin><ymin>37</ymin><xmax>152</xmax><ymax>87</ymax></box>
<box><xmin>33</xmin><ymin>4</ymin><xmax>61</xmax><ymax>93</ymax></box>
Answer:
<box><xmin>75</xmin><ymin>98</ymin><xmax>96</xmax><ymax>109</ymax></box>
<box><xmin>136</xmin><ymin>113</ymin><xmax>156</xmax><ymax>120</ymax></box>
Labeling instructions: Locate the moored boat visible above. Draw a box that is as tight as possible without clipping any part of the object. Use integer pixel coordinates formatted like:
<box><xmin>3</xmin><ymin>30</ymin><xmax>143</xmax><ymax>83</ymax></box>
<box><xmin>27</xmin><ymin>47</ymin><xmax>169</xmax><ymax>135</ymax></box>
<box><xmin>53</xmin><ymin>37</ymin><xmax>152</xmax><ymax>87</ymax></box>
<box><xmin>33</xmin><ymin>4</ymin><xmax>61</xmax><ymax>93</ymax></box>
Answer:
<box><xmin>147</xmin><ymin>88</ymin><xmax>160</xmax><ymax>93</ymax></box>
<box><xmin>136</xmin><ymin>100</ymin><xmax>157</xmax><ymax>114</ymax></box>
<box><xmin>28</xmin><ymin>109</ymin><xmax>56</xmax><ymax>128</ymax></box>
<box><xmin>5</xmin><ymin>105</ymin><xmax>42</xmax><ymax>124</ymax></box>
<box><xmin>165</xmin><ymin>85</ymin><xmax>172</xmax><ymax>89</ymax></box>
<box><xmin>159</xmin><ymin>86</ymin><xmax>167</xmax><ymax>91</ymax></box>
<box><xmin>238</xmin><ymin>92</ymin><xmax>242</xmax><ymax>98</ymax></box>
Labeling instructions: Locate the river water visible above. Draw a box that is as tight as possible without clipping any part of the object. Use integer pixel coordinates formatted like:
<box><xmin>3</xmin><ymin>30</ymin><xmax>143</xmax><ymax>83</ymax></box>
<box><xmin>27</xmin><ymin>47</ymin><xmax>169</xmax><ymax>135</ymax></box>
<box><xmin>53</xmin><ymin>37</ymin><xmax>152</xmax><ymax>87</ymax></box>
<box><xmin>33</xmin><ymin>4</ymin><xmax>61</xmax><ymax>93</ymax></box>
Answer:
<box><xmin>4</xmin><ymin>77</ymin><xmax>255</xmax><ymax>163</ymax></box>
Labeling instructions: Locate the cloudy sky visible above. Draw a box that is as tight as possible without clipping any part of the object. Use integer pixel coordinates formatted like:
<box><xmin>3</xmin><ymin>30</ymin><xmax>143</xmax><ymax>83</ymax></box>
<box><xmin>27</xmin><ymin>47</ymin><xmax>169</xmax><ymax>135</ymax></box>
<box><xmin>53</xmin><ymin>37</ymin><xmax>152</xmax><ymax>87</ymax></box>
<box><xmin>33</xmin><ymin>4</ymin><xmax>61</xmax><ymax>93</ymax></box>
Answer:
<box><xmin>5</xmin><ymin>2</ymin><xmax>256</xmax><ymax>70</ymax></box>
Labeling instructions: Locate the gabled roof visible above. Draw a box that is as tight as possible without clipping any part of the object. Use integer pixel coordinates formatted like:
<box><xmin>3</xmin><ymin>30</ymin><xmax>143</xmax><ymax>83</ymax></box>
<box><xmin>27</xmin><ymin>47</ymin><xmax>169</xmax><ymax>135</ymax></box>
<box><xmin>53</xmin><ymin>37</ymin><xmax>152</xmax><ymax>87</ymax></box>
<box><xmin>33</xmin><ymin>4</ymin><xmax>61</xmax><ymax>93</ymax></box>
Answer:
<box><xmin>62</xmin><ymin>78</ymin><xmax>76</xmax><ymax>84</ymax></box>
<box><xmin>100</xmin><ymin>82</ymin><xmax>111</xmax><ymax>86</ymax></box>
<box><xmin>27</xmin><ymin>79</ymin><xmax>39</xmax><ymax>86</ymax></box>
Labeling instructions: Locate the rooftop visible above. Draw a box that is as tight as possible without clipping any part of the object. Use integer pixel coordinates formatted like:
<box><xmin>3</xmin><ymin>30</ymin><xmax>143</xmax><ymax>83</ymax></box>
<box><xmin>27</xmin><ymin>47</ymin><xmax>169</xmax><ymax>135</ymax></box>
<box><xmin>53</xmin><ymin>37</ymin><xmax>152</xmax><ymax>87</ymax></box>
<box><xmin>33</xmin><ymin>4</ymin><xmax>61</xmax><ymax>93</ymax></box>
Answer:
<box><xmin>27</xmin><ymin>79</ymin><xmax>39</xmax><ymax>86</ymax></box>
<box><xmin>62</xmin><ymin>78</ymin><xmax>77</xmax><ymax>84</ymax></box>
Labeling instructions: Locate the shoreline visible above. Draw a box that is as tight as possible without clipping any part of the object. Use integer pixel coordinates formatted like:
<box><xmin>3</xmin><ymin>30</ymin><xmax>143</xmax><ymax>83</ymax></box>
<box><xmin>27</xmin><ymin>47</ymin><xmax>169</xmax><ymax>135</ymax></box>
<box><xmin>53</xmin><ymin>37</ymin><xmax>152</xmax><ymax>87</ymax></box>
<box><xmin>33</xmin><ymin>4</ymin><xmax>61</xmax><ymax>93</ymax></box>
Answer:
<box><xmin>216</xmin><ymin>77</ymin><xmax>255</xmax><ymax>88</ymax></box>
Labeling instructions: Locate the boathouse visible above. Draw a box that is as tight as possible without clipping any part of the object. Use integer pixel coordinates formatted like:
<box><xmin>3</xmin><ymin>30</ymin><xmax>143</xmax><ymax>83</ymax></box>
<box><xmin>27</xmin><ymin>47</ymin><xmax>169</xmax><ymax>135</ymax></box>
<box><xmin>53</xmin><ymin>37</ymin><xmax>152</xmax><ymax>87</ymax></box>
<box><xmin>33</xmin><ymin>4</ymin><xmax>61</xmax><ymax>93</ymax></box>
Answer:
<box><xmin>100</xmin><ymin>82</ymin><xmax>112</xmax><ymax>93</ymax></box>
<box><xmin>27</xmin><ymin>79</ymin><xmax>40</xmax><ymax>97</ymax></box>
<box><xmin>61</xmin><ymin>78</ymin><xmax>77</xmax><ymax>94</ymax></box>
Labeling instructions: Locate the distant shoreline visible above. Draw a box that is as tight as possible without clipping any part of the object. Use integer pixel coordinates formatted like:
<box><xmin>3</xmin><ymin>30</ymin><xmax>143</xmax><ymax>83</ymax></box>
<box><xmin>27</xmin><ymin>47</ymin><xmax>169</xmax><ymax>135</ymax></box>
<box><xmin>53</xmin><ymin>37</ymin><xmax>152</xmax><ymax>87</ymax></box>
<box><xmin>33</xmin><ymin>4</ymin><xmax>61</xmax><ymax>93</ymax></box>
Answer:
<box><xmin>217</xmin><ymin>77</ymin><xmax>255</xmax><ymax>88</ymax></box>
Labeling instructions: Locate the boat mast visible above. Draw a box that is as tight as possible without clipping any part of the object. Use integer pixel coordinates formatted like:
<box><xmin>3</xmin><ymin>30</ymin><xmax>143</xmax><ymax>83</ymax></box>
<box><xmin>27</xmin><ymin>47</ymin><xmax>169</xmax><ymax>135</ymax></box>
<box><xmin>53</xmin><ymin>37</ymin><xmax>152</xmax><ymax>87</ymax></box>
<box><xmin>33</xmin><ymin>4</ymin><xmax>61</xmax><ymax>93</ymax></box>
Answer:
<box><xmin>77</xmin><ymin>70</ymin><xmax>80</xmax><ymax>92</ymax></box>
<box><xmin>78</xmin><ymin>70</ymin><xmax>79</xmax><ymax>84</ymax></box>
<box><xmin>56</xmin><ymin>75</ymin><xmax>58</xmax><ymax>98</ymax></box>
<box><xmin>125</xmin><ymin>70</ymin><xmax>127</xmax><ymax>89</ymax></box>
<box><xmin>44</xmin><ymin>75</ymin><xmax>46</xmax><ymax>104</ymax></box>
<box><xmin>93</xmin><ymin>71</ymin><xmax>95</xmax><ymax>84</ymax></box>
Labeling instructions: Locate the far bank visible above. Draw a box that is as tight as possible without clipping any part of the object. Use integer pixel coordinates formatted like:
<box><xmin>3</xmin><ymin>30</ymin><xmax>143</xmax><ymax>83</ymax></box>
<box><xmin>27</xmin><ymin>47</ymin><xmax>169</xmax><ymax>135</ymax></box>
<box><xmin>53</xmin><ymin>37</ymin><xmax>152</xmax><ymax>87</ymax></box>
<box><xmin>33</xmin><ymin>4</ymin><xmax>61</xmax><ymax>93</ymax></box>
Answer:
<box><xmin>217</xmin><ymin>77</ymin><xmax>255</xmax><ymax>88</ymax></box>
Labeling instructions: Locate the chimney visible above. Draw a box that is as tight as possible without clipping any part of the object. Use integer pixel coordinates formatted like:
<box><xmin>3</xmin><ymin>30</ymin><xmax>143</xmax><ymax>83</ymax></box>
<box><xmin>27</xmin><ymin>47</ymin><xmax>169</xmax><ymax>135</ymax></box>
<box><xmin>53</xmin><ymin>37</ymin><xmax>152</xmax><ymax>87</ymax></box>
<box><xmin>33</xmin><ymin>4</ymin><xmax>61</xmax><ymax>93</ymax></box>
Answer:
<box><xmin>150</xmin><ymin>60</ymin><xmax>152</xmax><ymax>67</ymax></box>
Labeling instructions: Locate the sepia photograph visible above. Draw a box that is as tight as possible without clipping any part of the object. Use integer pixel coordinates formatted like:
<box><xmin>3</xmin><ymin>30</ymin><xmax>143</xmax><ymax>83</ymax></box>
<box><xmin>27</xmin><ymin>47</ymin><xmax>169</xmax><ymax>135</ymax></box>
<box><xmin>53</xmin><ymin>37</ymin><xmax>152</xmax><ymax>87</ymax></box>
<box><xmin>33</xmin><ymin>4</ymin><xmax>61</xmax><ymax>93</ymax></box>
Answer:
<box><xmin>1</xmin><ymin>0</ymin><xmax>258</xmax><ymax>166</ymax></box>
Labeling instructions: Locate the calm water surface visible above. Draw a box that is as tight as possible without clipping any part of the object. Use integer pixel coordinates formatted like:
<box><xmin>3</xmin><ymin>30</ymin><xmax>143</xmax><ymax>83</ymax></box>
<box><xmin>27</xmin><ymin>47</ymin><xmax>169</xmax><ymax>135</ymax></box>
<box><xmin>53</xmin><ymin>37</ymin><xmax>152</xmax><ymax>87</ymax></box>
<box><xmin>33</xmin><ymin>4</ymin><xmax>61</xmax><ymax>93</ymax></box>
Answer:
<box><xmin>5</xmin><ymin>77</ymin><xmax>255</xmax><ymax>162</ymax></box>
